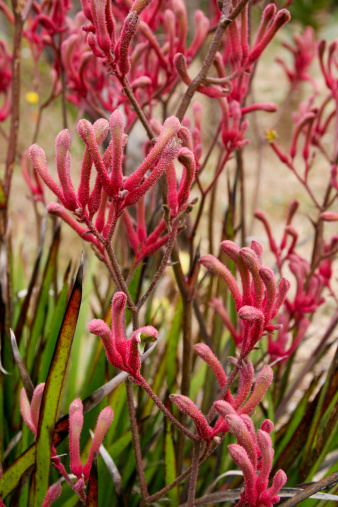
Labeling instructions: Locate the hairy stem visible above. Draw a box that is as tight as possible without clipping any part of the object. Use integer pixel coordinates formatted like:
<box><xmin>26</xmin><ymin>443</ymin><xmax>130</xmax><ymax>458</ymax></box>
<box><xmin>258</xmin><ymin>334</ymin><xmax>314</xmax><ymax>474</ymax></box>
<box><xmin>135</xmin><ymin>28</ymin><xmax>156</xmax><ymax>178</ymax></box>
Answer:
<box><xmin>139</xmin><ymin>378</ymin><xmax>199</xmax><ymax>441</ymax></box>
<box><xmin>126</xmin><ymin>380</ymin><xmax>148</xmax><ymax>500</ymax></box>
<box><xmin>187</xmin><ymin>440</ymin><xmax>202</xmax><ymax>506</ymax></box>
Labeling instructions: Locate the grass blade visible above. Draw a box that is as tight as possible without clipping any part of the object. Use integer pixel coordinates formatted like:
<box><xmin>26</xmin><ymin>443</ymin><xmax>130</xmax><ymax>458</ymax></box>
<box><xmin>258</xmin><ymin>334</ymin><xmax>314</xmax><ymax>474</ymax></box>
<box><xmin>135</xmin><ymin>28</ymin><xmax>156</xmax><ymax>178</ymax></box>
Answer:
<box><xmin>32</xmin><ymin>257</ymin><xmax>83</xmax><ymax>505</ymax></box>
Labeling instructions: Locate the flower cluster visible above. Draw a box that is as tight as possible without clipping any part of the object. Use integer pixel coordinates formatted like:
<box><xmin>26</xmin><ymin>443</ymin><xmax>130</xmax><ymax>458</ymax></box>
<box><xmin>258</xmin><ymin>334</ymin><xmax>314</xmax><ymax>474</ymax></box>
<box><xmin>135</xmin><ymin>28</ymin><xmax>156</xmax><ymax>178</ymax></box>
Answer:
<box><xmin>81</xmin><ymin>0</ymin><xmax>210</xmax><ymax>93</ymax></box>
<box><xmin>227</xmin><ymin>416</ymin><xmax>286</xmax><ymax>507</ymax></box>
<box><xmin>29</xmin><ymin>113</ymin><xmax>195</xmax><ymax>259</ymax></box>
<box><xmin>88</xmin><ymin>291</ymin><xmax>158</xmax><ymax>379</ymax></box>
<box><xmin>213</xmin><ymin>4</ymin><xmax>290</xmax><ymax>153</ymax></box>
<box><xmin>200</xmin><ymin>240</ymin><xmax>290</xmax><ymax>357</ymax></box>
<box><xmin>20</xmin><ymin>385</ymin><xmax>113</xmax><ymax>503</ymax></box>
<box><xmin>170</xmin><ymin>354</ymin><xmax>273</xmax><ymax>443</ymax></box>
<box><xmin>276</xmin><ymin>26</ymin><xmax>317</xmax><ymax>90</ymax></box>
<box><xmin>254</xmin><ymin>207</ymin><xmax>337</xmax><ymax>361</ymax></box>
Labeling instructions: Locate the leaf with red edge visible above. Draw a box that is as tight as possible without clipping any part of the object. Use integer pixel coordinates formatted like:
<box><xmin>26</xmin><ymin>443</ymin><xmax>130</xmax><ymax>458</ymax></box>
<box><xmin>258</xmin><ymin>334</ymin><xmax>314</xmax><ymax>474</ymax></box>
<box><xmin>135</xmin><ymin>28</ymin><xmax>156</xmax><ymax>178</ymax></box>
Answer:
<box><xmin>32</xmin><ymin>257</ymin><xmax>83</xmax><ymax>505</ymax></box>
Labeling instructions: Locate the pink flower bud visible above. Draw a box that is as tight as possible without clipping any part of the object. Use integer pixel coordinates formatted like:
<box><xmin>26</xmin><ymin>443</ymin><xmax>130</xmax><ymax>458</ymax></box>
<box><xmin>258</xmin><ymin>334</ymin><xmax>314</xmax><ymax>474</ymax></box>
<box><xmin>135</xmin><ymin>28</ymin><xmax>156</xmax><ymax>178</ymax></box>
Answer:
<box><xmin>55</xmin><ymin>130</ymin><xmax>78</xmax><ymax>210</ymax></box>
<box><xmin>289</xmin><ymin>112</ymin><xmax>316</xmax><ymax>159</ymax></box>
<box><xmin>20</xmin><ymin>388</ymin><xmax>36</xmax><ymax>434</ymax></box>
<box><xmin>254</xmin><ymin>3</ymin><xmax>277</xmax><ymax>45</ymax></box>
<box><xmin>169</xmin><ymin>394</ymin><xmax>213</xmax><ymax>441</ymax></box>
<box><xmin>174</xmin><ymin>53</ymin><xmax>191</xmax><ymax>86</ymax></box>
<box><xmin>251</xmin><ymin>241</ymin><xmax>263</xmax><ymax>265</ymax></box>
<box><xmin>194</xmin><ymin>343</ymin><xmax>227</xmax><ymax>388</ymax></box>
<box><xmin>80</xmin><ymin>0</ymin><xmax>93</xmax><ymax>22</ymax></box>
<box><xmin>239</xmin><ymin>365</ymin><xmax>273</xmax><ymax>415</ymax></box>
<box><xmin>177</xmin><ymin>126</ymin><xmax>193</xmax><ymax>151</ymax></box>
<box><xmin>41</xmin><ymin>483</ymin><xmax>62</xmax><ymax>507</ymax></box>
<box><xmin>136</xmin><ymin>198</ymin><xmax>146</xmax><ymax>244</ymax></box>
<box><xmin>130</xmin><ymin>76</ymin><xmax>152</xmax><ymax>90</ymax></box>
<box><xmin>270</xmin><ymin>141</ymin><xmax>290</xmax><ymax>165</ymax></box>
<box><xmin>240</xmin><ymin>415</ymin><xmax>257</xmax><ymax>446</ymax></box>
<box><xmin>83</xmin><ymin>406</ymin><xmax>114</xmax><ymax>480</ymax></box>
<box><xmin>124</xmin><ymin>116</ymin><xmax>180</xmax><ymax>193</ymax></box>
<box><xmin>214</xmin><ymin>400</ymin><xmax>236</xmax><ymax>418</ymax></box>
<box><xmin>187</xmin><ymin>10</ymin><xmax>210</xmax><ymax>59</ymax></box>
<box><xmin>117</xmin><ymin>12</ymin><xmax>140</xmax><ymax>76</ymax></box>
<box><xmin>47</xmin><ymin>203</ymin><xmax>101</xmax><ymax>250</ymax></box>
<box><xmin>261</xmin><ymin>419</ymin><xmax>274</xmax><ymax>434</ymax></box>
<box><xmin>129</xmin><ymin>326</ymin><xmax>158</xmax><ymax>375</ymax></box>
<box><xmin>238</xmin><ymin>305</ymin><xmax>264</xmax><ymax>323</ymax></box>
<box><xmin>110</xmin><ymin>110</ymin><xmax>125</xmax><ymax>193</ymax></box>
<box><xmin>30</xmin><ymin>383</ymin><xmax>45</xmax><ymax>434</ymax></box>
<box><xmin>240</xmin><ymin>248</ymin><xmax>264</xmax><ymax>308</ymax></box>
<box><xmin>272</xmin><ymin>278</ymin><xmax>290</xmax><ymax>318</ymax></box>
<box><xmin>241</xmin><ymin>102</ymin><xmax>278</xmax><ymax>115</ymax></box>
<box><xmin>139</xmin><ymin>233</ymin><xmax>170</xmax><ymax>260</ymax></box>
<box><xmin>87</xmin><ymin>32</ymin><xmax>105</xmax><ymax>58</ymax></box>
<box><xmin>248</xmin><ymin>9</ymin><xmax>291</xmax><ymax>66</ymax></box>
<box><xmin>200</xmin><ymin>255</ymin><xmax>242</xmax><ymax>311</ymax></box>
<box><xmin>256</xmin><ymin>429</ymin><xmax>273</xmax><ymax>495</ymax></box>
<box><xmin>233</xmin><ymin>359</ymin><xmax>254</xmax><ymax>410</ymax></box>
<box><xmin>260</xmin><ymin>469</ymin><xmax>287</xmax><ymax>504</ymax></box>
<box><xmin>166</xmin><ymin>161</ymin><xmax>178</xmax><ymax>215</ymax></box>
<box><xmin>77</xmin><ymin>119</ymin><xmax>113</xmax><ymax>197</ymax></box>
<box><xmin>78</xmin><ymin>118</ymin><xmax>109</xmax><ymax>208</ymax></box>
<box><xmin>226</xmin><ymin>414</ymin><xmax>257</xmax><ymax>466</ymax></box>
<box><xmin>146</xmin><ymin>219</ymin><xmax>167</xmax><ymax>246</ymax></box>
<box><xmin>90</xmin><ymin>0</ymin><xmax>112</xmax><ymax>55</ymax></box>
<box><xmin>164</xmin><ymin>9</ymin><xmax>175</xmax><ymax>61</ymax></box>
<box><xmin>89</xmin><ymin>320</ymin><xmax>123</xmax><ymax>375</ymax></box>
<box><xmin>111</xmin><ymin>292</ymin><xmax>127</xmax><ymax>348</ymax></box>
<box><xmin>29</xmin><ymin>145</ymin><xmax>65</xmax><ymax>205</ymax></box>
<box><xmin>123</xmin><ymin>138</ymin><xmax>181</xmax><ymax>207</ymax></box>
<box><xmin>228</xmin><ymin>17</ymin><xmax>243</xmax><ymax>67</ymax></box>
<box><xmin>258</xmin><ymin>266</ymin><xmax>276</xmax><ymax>325</ymax></box>
<box><xmin>177</xmin><ymin>147</ymin><xmax>196</xmax><ymax>207</ymax></box>
<box><xmin>228</xmin><ymin>444</ymin><xmax>258</xmax><ymax>505</ymax></box>
<box><xmin>321</xmin><ymin>211</ymin><xmax>338</xmax><ymax>222</ymax></box>
<box><xmin>95</xmin><ymin>191</ymin><xmax>107</xmax><ymax>233</ymax></box>
<box><xmin>172</xmin><ymin>0</ymin><xmax>187</xmax><ymax>54</ymax></box>
<box><xmin>69</xmin><ymin>398</ymin><xmax>84</xmax><ymax>479</ymax></box>
<box><xmin>221</xmin><ymin>240</ymin><xmax>252</xmax><ymax>305</ymax></box>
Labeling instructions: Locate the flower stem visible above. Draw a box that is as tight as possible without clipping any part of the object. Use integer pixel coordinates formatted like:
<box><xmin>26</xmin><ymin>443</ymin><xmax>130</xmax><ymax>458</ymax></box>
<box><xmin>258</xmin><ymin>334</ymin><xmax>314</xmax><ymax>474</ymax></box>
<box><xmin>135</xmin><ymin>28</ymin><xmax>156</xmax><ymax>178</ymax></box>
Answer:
<box><xmin>126</xmin><ymin>380</ymin><xmax>148</xmax><ymax>500</ymax></box>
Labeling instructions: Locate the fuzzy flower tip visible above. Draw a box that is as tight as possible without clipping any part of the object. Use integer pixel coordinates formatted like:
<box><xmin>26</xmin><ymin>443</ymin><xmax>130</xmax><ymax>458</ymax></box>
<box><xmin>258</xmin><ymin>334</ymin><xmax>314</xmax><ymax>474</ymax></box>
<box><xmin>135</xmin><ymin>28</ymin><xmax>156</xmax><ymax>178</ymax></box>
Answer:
<box><xmin>201</xmin><ymin>241</ymin><xmax>290</xmax><ymax>356</ymax></box>
<box><xmin>88</xmin><ymin>291</ymin><xmax>158</xmax><ymax>378</ymax></box>
<box><xmin>169</xmin><ymin>394</ymin><xmax>213</xmax><ymax>441</ymax></box>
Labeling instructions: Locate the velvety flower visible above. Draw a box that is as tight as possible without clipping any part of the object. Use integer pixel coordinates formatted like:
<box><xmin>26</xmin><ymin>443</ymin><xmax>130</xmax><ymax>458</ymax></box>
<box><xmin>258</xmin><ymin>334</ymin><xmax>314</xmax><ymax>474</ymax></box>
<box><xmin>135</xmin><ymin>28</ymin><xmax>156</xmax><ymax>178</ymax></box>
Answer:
<box><xmin>88</xmin><ymin>291</ymin><xmax>158</xmax><ymax>379</ymax></box>
<box><xmin>200</xmin><ymin>241</ymin><xmax>290</xmax><ymax>356</ymax></box>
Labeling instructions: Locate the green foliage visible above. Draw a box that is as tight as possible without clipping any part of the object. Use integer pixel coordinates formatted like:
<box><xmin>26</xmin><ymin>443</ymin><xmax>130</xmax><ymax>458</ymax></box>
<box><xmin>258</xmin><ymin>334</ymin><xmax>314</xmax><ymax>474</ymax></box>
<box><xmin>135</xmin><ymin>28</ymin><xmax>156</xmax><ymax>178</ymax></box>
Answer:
<box><xmin>288</xmin><ymin>0</ymin><xmax>334</xmax><ymax>28</ymax></box>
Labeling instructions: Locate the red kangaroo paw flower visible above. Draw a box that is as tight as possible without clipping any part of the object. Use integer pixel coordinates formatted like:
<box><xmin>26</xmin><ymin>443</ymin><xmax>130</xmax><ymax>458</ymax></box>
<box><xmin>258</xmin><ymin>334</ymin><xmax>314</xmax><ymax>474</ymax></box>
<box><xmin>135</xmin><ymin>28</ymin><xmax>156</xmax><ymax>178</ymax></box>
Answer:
<box><xmin>169</xmin><ymin>394</ymin><xmax>213</xmax><ymax>441</ymax></box>
<box><xmin>194</xmin><ymin>343</ymin><xmax>227</xmax><ymax>388</ymax></box>
<box><xmin>69</xmin><ymin>398</ymin><xmax>84</xmax><ymax>479</ymax></box>
<box><xmin>239</xmin><ymin>366</ymin><xmax>273</xmax><ymax>415</ymax></box>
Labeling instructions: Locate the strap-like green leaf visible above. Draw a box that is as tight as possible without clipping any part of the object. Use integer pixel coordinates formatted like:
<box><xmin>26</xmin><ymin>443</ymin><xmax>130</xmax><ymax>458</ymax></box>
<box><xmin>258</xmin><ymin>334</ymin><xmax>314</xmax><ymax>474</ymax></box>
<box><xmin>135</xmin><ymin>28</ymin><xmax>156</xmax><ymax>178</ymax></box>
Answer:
<box><xmin>32</xmin><ymin>258</ymin><xmax>83</xmax><ymax>505</ymax></box>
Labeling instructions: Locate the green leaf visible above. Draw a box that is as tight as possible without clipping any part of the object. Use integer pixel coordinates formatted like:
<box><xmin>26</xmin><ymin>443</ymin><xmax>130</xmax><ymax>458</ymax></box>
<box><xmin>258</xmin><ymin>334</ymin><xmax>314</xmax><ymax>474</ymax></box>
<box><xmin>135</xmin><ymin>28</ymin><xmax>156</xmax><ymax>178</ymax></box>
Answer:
<box><xmin>0</xmin><ymin>446</ymin><xmax>35</xmax><ymax>498</ymax></box>
<box><xmin>32</xmin><ymin>258</ymin><xmax>83</xmax><ymax>505</ymax></box>
<box><xmin>38</xmin><ymin>280</ymin><xmax>69</xmax><ymax>383</ymax></box>
<box><xmin>26</xmin><ymin>226</ymin><xmax>60</xmax><ymax>375</ymax></box>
